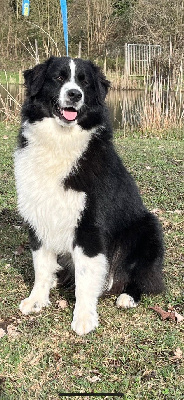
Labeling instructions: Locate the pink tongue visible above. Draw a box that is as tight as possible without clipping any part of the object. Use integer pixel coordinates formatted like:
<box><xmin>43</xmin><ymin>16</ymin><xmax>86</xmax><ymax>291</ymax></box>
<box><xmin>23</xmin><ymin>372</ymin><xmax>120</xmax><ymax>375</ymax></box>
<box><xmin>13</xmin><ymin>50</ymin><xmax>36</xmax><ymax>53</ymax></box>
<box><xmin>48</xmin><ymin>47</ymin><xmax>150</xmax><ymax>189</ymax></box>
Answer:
<box><xmin>63</xmin><ymin>109</ymin><xmax>77</xmax><ymax>121</ymax></box>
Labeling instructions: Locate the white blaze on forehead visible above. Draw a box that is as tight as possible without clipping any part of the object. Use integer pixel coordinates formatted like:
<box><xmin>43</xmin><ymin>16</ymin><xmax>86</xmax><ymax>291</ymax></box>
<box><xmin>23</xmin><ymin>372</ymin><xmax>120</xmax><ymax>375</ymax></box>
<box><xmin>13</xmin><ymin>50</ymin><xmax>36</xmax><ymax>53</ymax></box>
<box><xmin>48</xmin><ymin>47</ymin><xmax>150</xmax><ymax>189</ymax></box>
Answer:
<box><xmin>70</xmin><ymin>59</ymin><xmax>76</xmax><ymax>83</ymax></box>
<box><xmin>57</xmin><ymin>57</ymin><xmax>84</xmax><ymax>120</ymax></box>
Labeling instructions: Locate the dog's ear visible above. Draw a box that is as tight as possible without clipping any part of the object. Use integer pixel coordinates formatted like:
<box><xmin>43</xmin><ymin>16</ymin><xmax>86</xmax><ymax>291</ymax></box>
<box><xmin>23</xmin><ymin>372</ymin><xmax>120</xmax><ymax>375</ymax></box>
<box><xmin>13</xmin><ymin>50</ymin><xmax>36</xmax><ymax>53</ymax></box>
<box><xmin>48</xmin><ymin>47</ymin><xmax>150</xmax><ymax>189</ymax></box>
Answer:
<box><xmin>89</xmin><ymin>62</ymin><xmax>110</xmax><ymax>101</ymax></box>
<box><xmin>24</xmin><ymin>57</ymin><xmax>53</xmax><ymax>97</ymax></box>
<box><xmin>96</xmin><ymin>68</ymin><xmax>111</xmax><ymax>101</ymax></box>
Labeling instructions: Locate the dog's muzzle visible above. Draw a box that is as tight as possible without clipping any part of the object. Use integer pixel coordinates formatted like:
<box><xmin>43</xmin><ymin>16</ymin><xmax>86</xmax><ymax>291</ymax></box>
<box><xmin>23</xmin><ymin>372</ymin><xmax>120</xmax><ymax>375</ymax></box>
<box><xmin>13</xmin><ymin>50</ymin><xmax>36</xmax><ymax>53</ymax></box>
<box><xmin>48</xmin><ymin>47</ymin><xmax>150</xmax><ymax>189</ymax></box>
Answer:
<box><xmin>67</xmin><ymin>89</ymin><xmax>82</xmax><ymax>104</ymax></box>
<box><xmin>55</xmin><ymin>86</ymin><xmax>84</xmax><ymax>123</ymax></box>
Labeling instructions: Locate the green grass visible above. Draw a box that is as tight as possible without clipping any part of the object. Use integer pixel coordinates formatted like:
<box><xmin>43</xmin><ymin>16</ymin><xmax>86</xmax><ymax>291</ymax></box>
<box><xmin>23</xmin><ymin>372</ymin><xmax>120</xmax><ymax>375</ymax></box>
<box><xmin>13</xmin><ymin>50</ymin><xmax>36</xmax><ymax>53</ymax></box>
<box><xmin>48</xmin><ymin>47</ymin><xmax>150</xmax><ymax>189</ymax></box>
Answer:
<box><xmin>0</xmin><ymin>123</ymin><xmax>183</xmax><ymax>399</ymax></box>
<box><xmin>0</xmin><ymin>71</ymin><xmax>21</xmax><ymax>85</ymax></box>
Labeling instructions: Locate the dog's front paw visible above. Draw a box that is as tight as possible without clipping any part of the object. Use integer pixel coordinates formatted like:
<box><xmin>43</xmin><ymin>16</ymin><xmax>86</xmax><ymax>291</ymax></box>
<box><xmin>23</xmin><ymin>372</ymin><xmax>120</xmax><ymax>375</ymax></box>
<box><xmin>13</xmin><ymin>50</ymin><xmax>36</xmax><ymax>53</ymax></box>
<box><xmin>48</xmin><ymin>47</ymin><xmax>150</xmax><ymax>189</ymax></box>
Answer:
<box><xmin>19</xmin><ymin>296</ymin><xmax>51</xmax><ymax>315</ymax></box>
<box><xmin>71</xmin><ymin>309</ymin><xmax>98</xmax><ymax>335</ymax></box>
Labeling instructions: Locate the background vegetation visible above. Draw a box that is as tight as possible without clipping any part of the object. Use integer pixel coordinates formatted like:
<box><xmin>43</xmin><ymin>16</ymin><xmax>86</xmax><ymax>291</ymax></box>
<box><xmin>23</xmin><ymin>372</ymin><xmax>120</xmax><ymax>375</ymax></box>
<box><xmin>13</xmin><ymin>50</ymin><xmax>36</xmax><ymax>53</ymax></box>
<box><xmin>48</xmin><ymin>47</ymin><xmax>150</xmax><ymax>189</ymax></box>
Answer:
<box><xmin>0</xmin><ymin>0</ymin><xmax>184</xmax><ymax>132</ymax></box>
<box><xmin>0</xmin><ymin>0</ymin><xmax>183</xmax><ymax>76</ymax></box>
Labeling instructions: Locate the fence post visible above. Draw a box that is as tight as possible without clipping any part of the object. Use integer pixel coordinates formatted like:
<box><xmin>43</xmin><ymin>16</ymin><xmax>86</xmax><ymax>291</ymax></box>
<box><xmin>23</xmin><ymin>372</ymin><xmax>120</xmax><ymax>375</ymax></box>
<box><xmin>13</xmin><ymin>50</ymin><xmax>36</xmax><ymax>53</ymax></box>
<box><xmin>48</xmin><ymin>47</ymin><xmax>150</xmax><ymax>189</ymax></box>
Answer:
<box><xmin>124</xmin><ymin>43</ymin><xmax>128</xmax><ymax>76</ymax></box>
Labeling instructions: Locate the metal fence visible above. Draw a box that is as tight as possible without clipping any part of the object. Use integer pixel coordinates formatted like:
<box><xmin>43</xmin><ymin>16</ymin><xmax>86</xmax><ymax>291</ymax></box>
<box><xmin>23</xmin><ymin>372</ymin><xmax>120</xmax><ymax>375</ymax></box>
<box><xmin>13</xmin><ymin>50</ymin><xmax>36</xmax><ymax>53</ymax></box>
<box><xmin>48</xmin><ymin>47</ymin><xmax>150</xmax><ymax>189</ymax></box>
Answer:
<box><xmin>125</xmin><ymin>43</ymin><xmax>161</xmax><ymax>76</ymax></box>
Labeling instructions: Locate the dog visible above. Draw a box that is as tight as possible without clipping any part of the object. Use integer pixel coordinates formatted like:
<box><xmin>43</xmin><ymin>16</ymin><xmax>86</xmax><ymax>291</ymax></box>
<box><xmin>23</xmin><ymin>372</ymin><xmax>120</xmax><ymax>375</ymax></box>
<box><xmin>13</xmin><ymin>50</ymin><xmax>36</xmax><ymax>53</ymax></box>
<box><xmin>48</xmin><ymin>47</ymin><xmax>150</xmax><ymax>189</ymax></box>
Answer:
<box><xmin>14</xmin><ymin>56</ymin><xmax>164</xmax><ymax>335</ymax></box>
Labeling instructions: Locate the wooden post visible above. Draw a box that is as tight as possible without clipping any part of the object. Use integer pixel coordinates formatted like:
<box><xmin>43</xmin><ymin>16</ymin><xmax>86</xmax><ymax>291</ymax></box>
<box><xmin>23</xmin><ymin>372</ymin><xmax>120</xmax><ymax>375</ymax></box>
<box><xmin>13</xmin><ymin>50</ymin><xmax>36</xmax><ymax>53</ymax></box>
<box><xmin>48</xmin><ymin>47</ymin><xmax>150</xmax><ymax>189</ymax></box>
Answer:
<box><xmin>78</xmin><ymin>41</ymin><xmax>82</xmax><ymax>58</ymax></box>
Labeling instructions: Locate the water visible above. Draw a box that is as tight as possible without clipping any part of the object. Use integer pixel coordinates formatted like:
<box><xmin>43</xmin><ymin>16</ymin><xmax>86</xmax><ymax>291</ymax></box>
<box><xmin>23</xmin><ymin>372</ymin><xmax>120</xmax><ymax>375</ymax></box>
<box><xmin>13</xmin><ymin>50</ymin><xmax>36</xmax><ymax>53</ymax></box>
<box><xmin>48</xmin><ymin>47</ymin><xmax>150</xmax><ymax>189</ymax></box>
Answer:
<box><xmin>107</xmin><ymin>90</ymin><xmax>184</xmax><ymax>131</ymax></box>
<box><xmin>0</xmin><ymin>84</ymin><xmax>183</xmax><ymax>130</ymax></box>
<box><xmin>107</xmin><ymin>90</ymin><xmax>145</xmax><ymax>130</ymax></box>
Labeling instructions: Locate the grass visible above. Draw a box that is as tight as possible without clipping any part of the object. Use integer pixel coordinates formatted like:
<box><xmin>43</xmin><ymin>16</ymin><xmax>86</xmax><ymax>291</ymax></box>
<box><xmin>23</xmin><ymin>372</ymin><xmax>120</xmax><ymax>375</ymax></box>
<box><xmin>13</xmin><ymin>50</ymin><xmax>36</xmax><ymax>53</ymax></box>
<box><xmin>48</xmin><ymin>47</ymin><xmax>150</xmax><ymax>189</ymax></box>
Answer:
<box><xmin>0</xmin><ymin>122</ymin><xmax>183</xmax><ymax>399</ymax></box>
<box><xmin>0</xmin><ymin>71</ymin><xmax>22</xmax><ymax>85</ymax></box>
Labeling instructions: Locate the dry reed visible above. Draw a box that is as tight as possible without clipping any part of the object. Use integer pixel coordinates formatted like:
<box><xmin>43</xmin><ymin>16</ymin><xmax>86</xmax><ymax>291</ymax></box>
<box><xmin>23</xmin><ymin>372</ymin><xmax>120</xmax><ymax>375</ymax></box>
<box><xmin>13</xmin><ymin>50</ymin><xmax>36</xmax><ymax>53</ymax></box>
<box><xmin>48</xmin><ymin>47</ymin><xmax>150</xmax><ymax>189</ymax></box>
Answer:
<box><xmin>0</xmin><ymin>79</ymin><xmax>23</xmax><ymax>124</ymax></box>
<box><xmin>109</xmin><ymin>60</ymin><xmax>184</xmax><ymax>137</ymax></box>
<box><xmin>139</xmin><ymin>65</ymin><xmax>184</xmax><ymax>137</ymax></box>
<box><xmin>0</xmin><ymin>56</ymin><xmax>183</xmax><ymax>137</ymax></box>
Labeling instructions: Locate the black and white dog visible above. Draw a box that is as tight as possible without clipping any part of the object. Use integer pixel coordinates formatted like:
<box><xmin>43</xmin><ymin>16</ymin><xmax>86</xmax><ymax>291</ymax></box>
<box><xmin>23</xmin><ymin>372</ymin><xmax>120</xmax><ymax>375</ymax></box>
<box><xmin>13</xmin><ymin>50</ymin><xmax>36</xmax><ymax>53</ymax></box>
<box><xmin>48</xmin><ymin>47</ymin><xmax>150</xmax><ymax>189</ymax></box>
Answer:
<box><xmin>14</xmin><ymin>56</ymin><xmax>164</xmax><ymax>335</ymax></box>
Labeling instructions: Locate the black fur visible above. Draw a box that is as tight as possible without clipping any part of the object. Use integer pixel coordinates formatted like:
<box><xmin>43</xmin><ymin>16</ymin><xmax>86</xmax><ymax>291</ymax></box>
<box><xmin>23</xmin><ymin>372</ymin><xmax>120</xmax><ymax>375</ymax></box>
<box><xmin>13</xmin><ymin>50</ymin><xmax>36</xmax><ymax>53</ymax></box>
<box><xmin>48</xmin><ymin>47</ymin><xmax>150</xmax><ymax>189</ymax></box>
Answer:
<box><xmin>64</xmin><ymin>134</ymin><xmax>164</xmax><ymax>299</ymax></box>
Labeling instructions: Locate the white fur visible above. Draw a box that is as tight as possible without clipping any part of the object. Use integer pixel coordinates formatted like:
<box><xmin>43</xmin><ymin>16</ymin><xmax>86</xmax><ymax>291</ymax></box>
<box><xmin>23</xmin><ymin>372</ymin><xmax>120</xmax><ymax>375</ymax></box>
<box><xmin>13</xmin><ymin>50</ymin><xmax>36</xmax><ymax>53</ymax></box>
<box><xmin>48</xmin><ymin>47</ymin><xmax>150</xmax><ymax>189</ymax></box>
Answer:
<box><xmin>14</xmin><ymin>118</ymin><xmax>92</xmax><ymax>254</ymax></box>
<box><xmin>70</xmin><ymin>59</ymin><xmax>76</xmax><ymax>82</ymax></box>
<box><xmin>58</xmin><ymin>59</ymin><xmax>84</xmax><ymax>112</ymax></box>
<box><xmin>19</xmin><ymin>247</ymin><xmax>58</xmax><ymax>314</ymax></box>
<box><xmin>107</xmin><ymin>275</ymin><xmax>114</xmax><ymax>291</ymax></box>
<box><xmin>116</xmin><ymin>293</ymin><xmax>137</xmax><ymax>309</ymax></box>
<box><xmin>71</xmin><ymin>246</ymin><xmax>107</xmax><ymax>335</ymax></box>
<box><xmin>15</xmin><ymin>117</ymin><xmax>100</xmax><ymax>321</ymax></box>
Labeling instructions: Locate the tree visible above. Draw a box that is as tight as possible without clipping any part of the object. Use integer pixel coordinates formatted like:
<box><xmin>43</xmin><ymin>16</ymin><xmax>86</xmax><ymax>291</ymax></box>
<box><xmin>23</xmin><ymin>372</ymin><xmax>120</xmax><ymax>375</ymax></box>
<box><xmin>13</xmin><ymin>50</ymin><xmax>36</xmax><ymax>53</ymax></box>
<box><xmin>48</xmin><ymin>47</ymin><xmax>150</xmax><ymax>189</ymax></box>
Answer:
<box><xmin>129</xmin><ymin>0</ymin><xmax>184</xmax><ymax>71</ymax></box>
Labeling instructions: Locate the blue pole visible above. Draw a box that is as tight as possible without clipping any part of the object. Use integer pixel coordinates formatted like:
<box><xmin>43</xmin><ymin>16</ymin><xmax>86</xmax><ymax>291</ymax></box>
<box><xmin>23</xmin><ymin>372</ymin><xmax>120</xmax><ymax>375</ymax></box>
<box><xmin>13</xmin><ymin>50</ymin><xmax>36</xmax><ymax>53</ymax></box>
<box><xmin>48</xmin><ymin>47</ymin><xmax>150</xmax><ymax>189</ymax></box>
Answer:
<box><xmin>60</xmin><ymin>0</ymin><xmax>69</xmax><ymax>56</ymax></box>
<box><xmin>22</xmin><ymin>0</ymin><xmax>30</xmax><ymax>16</ymax></box>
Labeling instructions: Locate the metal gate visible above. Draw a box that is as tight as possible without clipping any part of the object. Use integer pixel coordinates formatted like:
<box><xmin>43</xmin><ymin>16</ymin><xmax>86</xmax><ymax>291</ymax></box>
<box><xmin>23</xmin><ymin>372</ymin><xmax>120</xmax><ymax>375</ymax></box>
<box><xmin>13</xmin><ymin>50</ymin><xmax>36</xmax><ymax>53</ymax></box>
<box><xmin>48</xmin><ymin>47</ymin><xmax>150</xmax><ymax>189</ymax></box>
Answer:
<box><xmin>125</xmin><ymin>43</ymin><xmax>161</xmax><ymax>76</ymax></box>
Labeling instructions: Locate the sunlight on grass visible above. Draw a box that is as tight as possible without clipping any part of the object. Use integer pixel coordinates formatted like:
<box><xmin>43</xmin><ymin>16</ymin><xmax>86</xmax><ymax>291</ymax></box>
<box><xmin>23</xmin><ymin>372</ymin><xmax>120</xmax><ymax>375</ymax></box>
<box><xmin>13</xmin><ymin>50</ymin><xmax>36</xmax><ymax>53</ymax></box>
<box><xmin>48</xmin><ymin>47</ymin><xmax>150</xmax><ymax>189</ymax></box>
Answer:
<box><xmin>0</xmin><ymin>124</ymin><xmax>183</xmax><ymax>399</ymax></box>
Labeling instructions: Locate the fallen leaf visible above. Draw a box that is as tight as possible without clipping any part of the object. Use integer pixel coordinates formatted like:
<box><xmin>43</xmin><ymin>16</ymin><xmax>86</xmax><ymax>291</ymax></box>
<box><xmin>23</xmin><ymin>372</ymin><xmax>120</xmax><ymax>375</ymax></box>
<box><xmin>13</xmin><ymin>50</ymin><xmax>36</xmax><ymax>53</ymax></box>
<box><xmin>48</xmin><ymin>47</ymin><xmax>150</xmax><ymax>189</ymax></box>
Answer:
<box><xmin>7</xmin><ymin>325</ymin><xmax>19</xmax><ymax>339</ymax></box>
<box><xmin>174</xmin><ymin>347</ymin><xmax>182</xmax><ymax>358</ymax></box>
<box><xmin>90</xmin><ymin>369</ymin><xmax>100</xmax><ymax>374</ymax></box>
<box><xmin>150</xmin><ymin>305</ymin><xmax>176</xmax><ymax>321</ymax></box>
<box><xmin>150</xmin><ymin>305</ymin><xmax>183</xmax><ymax>323</ymax></box>
<box><xmin>152</xmin><ymin>208</ymin><xmax>163</xmax><ymax>215</ymax></box>
<box><xmin>169</xmin><ymin>347</ymin><xmax>183</xmax><ymax>362</ymax></box>
<box><xmin>29</xmin><ymin>354</ymin><xmax>41</xmax><ymax>366</ymax></box>
<box><xmin>87</xmin><ymin>376</ymin><xmax>101</xmax><ymax>383</ymax></box>
<box><xmin>13</xmin><ymin>225</ymin><xmax>22</xmax><ymax>231</ymax></box>
<box><xmin>56</xmin><ymin>299</ymin><xmax>68</xmax><ymax>309</ymax></box>
<box><xmin>14</xmin><ymin>244</ymin><xmax>25</xmax><ymax>256</ymax></box>
<box><xmin>160</xmin><ymin>219</ymin><xmax>171</xmax><ymax>229</ymax></box>
<box><xmin>174</xmin><ymin>311</ymin><xmax>184</xmax><ymax>323</ymax></box>
<box><xmin>75</xmin><ymin>369</ymin><xmax>83</xmax><ymax>377</ymax></box>
<box><xmin>0</xmin><ymin>320</ymin><xmax>8</xmax><ymax>338</ymax></box>
<box><xmin>0</xmin><ymin>328</ymin><xmax>6</xmax><ymax>339</ymax></box>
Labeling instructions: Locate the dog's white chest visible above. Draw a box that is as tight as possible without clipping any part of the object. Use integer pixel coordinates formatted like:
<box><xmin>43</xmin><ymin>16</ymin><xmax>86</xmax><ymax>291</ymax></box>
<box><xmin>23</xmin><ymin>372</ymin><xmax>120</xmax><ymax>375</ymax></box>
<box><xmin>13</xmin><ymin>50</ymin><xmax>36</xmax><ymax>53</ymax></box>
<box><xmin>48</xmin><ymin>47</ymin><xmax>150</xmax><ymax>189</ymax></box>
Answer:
<box><xmin>14</xmin><ymin>118</ymin><xmax>91</xmax><ymax>254</ymax></box>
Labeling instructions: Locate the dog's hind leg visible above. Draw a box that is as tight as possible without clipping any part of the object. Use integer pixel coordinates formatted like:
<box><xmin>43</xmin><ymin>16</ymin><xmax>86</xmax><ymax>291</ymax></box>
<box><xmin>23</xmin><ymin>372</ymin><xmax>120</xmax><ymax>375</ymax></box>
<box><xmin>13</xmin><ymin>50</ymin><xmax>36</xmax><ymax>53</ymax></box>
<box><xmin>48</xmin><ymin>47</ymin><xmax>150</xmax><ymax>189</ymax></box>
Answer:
<box><xmin>116</xmin><ymin>293</ymin><xmax>138</xmax><ymax>309</ymax></box>
<box><xmin>116</xmin><ymin>281</ymin><xmax>142</xmax><ymax>309</ymax></box>
<box><xmin>116</xmin><ymin>212</ymin><xmax>164</xmax><ymax>310</ymax></box>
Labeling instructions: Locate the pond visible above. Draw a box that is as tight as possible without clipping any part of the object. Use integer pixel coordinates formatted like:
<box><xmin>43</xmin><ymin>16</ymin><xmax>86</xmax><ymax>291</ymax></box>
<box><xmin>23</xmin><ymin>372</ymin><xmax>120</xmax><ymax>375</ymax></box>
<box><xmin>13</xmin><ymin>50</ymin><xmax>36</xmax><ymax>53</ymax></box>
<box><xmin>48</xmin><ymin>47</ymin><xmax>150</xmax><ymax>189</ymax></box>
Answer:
<box><xmin>0</xmin><ymin>84</ymin><xmax>183</xmax><ymax>131</ymax></box>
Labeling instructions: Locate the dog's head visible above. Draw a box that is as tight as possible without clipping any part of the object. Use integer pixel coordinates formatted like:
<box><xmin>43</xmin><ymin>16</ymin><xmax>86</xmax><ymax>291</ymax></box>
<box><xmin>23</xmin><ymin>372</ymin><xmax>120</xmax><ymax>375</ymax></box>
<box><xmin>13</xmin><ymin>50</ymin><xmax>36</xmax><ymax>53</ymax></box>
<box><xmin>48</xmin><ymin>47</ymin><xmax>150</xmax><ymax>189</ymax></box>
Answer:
<box><xmin>24</xmin><ymin>56</ymin><xmax>110</xmax><ymax>128</ymax></box>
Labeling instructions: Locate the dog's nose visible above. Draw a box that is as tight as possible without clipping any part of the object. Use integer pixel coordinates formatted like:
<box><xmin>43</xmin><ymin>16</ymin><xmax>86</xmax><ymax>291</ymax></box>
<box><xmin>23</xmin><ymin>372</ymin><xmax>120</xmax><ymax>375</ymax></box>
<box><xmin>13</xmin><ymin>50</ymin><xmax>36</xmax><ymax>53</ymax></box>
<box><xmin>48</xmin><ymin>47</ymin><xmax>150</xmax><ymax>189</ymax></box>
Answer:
<box><xmin>67</xmin><ymin>89</ymin><xmax>82</xmax><ymax>102</ymax></box>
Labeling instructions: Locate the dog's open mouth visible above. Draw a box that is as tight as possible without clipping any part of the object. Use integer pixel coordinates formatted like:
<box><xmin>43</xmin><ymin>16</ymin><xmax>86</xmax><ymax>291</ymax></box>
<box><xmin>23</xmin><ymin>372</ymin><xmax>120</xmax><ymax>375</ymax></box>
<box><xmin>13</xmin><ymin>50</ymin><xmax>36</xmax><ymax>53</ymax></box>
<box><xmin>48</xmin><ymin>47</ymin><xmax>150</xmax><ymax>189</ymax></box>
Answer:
<box><xmin>55</xmin><ymin>105</ymin><xmax>78</xmax><ymax>122</ymax></box>
<box><xmin>62</xmin><ymin>107</ymin><xmax>78</xmax><ymax>121</ymax></box>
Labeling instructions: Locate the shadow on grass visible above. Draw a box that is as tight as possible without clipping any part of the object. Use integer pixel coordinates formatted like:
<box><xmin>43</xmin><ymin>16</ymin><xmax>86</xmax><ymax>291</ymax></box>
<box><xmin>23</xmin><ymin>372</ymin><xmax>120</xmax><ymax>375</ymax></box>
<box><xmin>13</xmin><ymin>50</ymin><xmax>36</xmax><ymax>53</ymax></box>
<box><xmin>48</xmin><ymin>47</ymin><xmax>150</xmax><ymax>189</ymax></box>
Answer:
<box><xmin>0</xmin><ymin>207</ymin><xmax>76</xmax><ymax>302</ymax></box>
<box><xmin>0</xmin><ymin>208</ymin><xmax>34</xmax><ymax>288</ymax></box>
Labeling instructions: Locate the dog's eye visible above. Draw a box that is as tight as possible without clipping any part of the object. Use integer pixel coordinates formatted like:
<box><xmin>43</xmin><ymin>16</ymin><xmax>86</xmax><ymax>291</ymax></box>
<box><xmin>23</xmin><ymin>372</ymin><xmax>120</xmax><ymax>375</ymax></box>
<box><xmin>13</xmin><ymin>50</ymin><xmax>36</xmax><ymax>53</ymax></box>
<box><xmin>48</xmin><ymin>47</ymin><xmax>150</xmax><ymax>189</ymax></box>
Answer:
<box><xmin>78</xmin><ymin>73</ymin><xmax>87</xmax><ymax>84</ymax></box>
<box><xmin>56</xmin><ymin>76</ymin><xmax>65</xmax><ymax>82</ymax></box>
